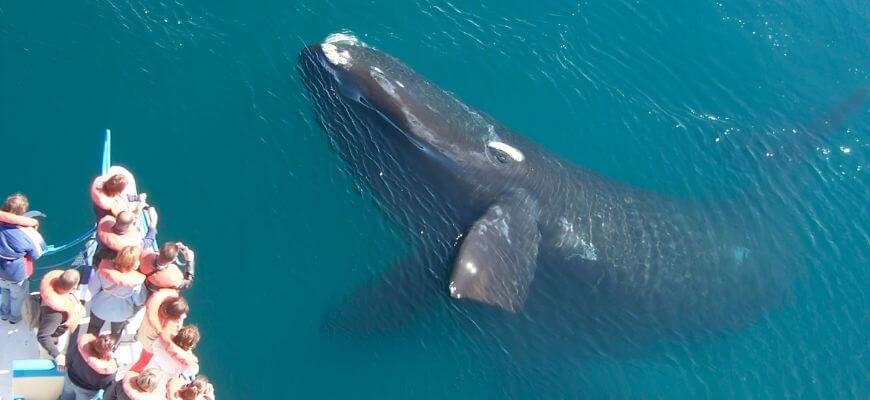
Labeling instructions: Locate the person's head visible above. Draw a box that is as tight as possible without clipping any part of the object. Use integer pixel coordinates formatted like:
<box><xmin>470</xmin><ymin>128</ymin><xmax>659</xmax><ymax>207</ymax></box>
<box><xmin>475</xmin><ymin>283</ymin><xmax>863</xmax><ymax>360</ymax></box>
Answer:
<box><xmin>103</xmin><ymin>174</ymin><xmax>128</xmax><ymax>197</ymax></box>
<box><xmin>173</xmin><ymin>325</ymin><xmax>201</xmax><ymax>351</ymax></box>
<box><xmin>158</xmin><ymin>242</ymin><xmax>180</xmax><ymax>265</ymax></box>
<box><xmin>134</xmin><ymin>369</ymin><xmax>164</xmax><ymax>392</ymax></box>
<box><xmin>179</xmin><ymin>376</ymin><xmax>211</xmax><ymax>400</ymax></box>
<box><xmin>54</xmin><ymin>270</ymin><xmax>80</xmax><ymax>293</ymax></box>
<box><xmin>161</xmin><ymin>296</ymin><xmax>189</xmax><ymax>320</ymax></box>
<box><xmin>2</xmin><ymin>193</ymin><xmax>28</xmax><ymax>215</ymax></box>
<box><xmin>113</xmin><ymin>246</ymin><xmax>141</xmax><ymax>272</ymax></box>
<box><xmin>91</xmin><ymin>334</ymin><xmax>116</xmax><ymax>360</ymax></box>
<box><xmin>115</xmin><ymin>211</ymin><xmax>135</xmax><ymax>233</ymax></box>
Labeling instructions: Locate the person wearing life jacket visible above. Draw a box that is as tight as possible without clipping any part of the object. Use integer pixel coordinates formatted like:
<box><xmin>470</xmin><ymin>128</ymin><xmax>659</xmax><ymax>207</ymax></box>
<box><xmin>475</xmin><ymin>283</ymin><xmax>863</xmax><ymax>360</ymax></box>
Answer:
<box><xmin>0</xmin><ymin>193</ymin><xmax>46</xmax><ymax>325</ymax></box>
<box><xmin>87</xmin><ymin>246</ymin><xmax>147</xmax><ymax>340</ymax></box>
<box><xmin>102</xmin><ymin>369</ymin><xmax>167</xmax><ymax>400</ymax></box>
<box><xmin>0</xmin><ymin>209</ymin><xmax>39</xmax><ymax>228</ymax></box>
<box><xmin>130</xmin><ymin>289</ymin><xmax>188</xmax><ymax>372</ymax></box>
<box><xmin>37</xmin><ymin>269</ymin><xmax>85</xmax><ymax>370</ymax></box>
<box><xmin>152</xmin><ymin>325</ymin><xmax>200</xmax><ymax>378</ymax></box>
<box><xmin>95</xmin><ymin>208</ymin><xmax>158</xmax><ymax>266</ymax></box>
<box><xmin>139</xmin><ymin>242</ymin><xmax>196</xmax><ymax>292</ymax></box>
<box><xmin>90</xmin><ymin>173</ymin><xmax>149</xmax><ymax>221</ymax></box>
<box><xmin>59</xmin><ymin>330</ymin><xmax>118</xmax><ymax>400</ymax></box>
<box><xmin>166</xmin><ymin>375</ymin><xmax>216</xmax><ymax>400</ymax></box>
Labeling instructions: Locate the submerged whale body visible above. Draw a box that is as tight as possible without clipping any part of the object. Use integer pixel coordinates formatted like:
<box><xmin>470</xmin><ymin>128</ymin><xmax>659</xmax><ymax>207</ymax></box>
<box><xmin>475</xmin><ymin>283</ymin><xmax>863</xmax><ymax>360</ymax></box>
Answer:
<box><xmin>299</xmin><ymin>33</ymin><xmax>780</xmax><ymax>345</ymax></box>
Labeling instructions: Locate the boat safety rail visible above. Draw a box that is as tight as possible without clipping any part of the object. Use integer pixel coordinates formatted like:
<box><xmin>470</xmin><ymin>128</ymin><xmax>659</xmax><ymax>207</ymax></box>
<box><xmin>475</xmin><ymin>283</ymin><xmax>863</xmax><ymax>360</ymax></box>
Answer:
<box><xmin>42</xmin><ymin>225</ymin><xmax>96</xmax><ymax>257</ymax></box>
<box><xmin>34</xmin><ymin>253</ymin><xmax>81</xmax><ymax>272</ymax></box>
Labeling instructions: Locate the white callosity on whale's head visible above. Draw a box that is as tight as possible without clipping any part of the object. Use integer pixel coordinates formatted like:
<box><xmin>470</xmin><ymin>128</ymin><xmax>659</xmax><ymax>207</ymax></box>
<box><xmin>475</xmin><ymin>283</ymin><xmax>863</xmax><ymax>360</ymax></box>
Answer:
<box><xmin>487</xmin><ymin>141</ymin><xmax>525</xmax><ymax>162</ymax></box>
<box><xmin>320</xmin><ymin>32</ymin><xmax>361</xmax><ymax>67</ymax></box>
<box><xmin>320</xmin><ymin>43</ymin><xmax>351</xmax><ymax>66</ymax></box>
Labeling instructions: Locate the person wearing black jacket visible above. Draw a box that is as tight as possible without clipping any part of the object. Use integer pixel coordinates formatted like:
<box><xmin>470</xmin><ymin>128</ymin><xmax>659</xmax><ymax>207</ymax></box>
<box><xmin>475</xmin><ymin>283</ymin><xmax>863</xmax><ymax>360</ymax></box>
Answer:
<box><xmin>36</xmin><ymin>269</ymin><xmax>82</xmax><ymax>369</ymax></box>
<box><xmin>59</xmin><ymin>329</ymin><xmax>118</xmax><ymax>400</ymax></box>
<box><xmin>102</xmin><ymin>369</ymin><xmax>166</xmax><ymax>400</ymax></box>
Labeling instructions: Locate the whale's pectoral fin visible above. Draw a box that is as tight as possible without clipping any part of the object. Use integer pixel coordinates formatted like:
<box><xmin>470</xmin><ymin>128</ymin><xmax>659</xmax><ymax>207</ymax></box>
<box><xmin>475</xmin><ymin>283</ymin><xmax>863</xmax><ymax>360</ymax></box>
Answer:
<box><xmin>449</xmin><ymin>191</ymin><xmax>541</xmax><ymax>313</ymax></box>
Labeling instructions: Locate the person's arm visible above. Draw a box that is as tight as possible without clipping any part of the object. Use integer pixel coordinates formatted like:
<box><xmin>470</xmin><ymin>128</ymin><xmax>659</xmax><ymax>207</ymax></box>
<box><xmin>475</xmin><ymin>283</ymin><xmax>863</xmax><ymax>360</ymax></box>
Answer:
<box><xmin>141</xmin><ymin>207</ymin><xmax>158</xmax><ymax>249</ymax></box>
<box><xmin>177</xmin><ymin>244</ymin><xmax>196</xmax><ymax>290</ymax></box>
<box><xmin>36</xmin><ymin>309</ymin><xmax>64</xmax><ymax>358</ymax></box>
<box><xmin>98</xmin><ymin>372</ymin><xmax>116</xmax><ymax>390</ymax></box>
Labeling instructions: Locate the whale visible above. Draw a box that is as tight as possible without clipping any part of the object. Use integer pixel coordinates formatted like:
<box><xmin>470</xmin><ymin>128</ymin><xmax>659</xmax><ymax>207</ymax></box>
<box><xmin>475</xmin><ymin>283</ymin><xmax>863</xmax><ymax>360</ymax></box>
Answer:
<box><xmin>298</xmin><ymin>33</ymin><xmax>782</xmax><ymax>343</ymax></box>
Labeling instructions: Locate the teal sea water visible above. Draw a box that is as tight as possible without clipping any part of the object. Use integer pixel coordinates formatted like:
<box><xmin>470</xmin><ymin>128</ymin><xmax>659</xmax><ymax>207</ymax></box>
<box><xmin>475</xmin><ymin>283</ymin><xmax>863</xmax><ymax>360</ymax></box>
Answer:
<box><xmin>1</xmin><ymin>1</ymin><xmax>867</xmax><ymax>398</ymax></box>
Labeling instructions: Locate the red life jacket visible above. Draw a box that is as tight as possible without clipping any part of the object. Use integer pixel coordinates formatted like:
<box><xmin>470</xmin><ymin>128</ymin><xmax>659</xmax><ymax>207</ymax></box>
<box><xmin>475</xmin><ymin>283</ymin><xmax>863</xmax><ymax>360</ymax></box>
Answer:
<box><xmin>39</xmin><ymin>270</ymin><xmax>84</xmax><ymax>330</ymax></box>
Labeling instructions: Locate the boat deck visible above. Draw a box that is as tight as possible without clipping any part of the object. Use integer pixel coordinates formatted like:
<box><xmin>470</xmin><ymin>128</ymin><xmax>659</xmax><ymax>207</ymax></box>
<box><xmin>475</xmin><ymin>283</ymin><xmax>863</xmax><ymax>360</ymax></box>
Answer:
<box><xmin>0</xmin><ymin>292</ymin><xmax>145</xmax><ymax>399</ymax></box>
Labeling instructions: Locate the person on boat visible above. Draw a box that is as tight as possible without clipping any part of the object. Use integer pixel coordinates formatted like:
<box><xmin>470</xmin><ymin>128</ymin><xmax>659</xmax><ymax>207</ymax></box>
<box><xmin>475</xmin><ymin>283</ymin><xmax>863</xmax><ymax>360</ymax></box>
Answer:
<box><xmin>152</xmin><ymin>325</ymin><xmax>200</xmax><ymax>378</ymax></box>
<box><xmin>0</xmin><ymin>209</ymin><xmax>39</xmax><ymax>228</ymax></box>
<box><xmin>95</xmin><ymin>208</ymin><xmax>158</xmax><ymax>266</ymax></box>
<box><xmin>90</xmin><ymin>173</ymin><xmax>149</xmax><ymax>220</ymax></box>
<box><xmin>0</xmin><ymin>193</ymin><xmax>46</xmax><ymax>324</ymax></box>
<box><xmin>87</xmin><ymin>246</ymin><xmax>147</xmax><ymax>340</ymax></box>
<box><xmin>139</xmin><ymin>242</ymin><xmax>196</xmax><ymax>292</ymax></box>
<box><xmin>59</xmin><ymin>330</ymin><xmax>118</xmax><ymax>400</ymax></box>
<box><xmin>166</xmin><ymin>375</ymin><xmax>216</xmax><ymax>400</ymax></box>
<box><xmin>37</xmin><ymin>269</ymin><xmax>85</xmax><ymax>370</ymax></box>
<box><xmin>102</xmin><ymin>369</ymin><xmax>166</xmax><ymax>400</ymax></box>
<box><xmin>130</xmin><ymin>289</ymin><xmax>188</xmax><ymax>372</ymax></box>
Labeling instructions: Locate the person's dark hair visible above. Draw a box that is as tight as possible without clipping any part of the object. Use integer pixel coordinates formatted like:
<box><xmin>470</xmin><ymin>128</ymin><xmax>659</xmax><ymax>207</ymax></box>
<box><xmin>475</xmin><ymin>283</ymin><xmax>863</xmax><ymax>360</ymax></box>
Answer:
<box><xmin>161</xmin><ymin>296</ymin><xmax>189</xmax><ymax>320</ymax></box>
<box><xmin>92</xmin><ymin>334</ymin><xmax>116</xmax><ymax>360</ymax></box>
<box><xmin>55</xmin><ymin>270</ymin><xmax>80</xmax><ymax>292</ymax></box>
<box><xmin>103</xmin><ymin>174</ymin><xmax>128</xmax><ymax>196</ymax></box>
<box><xmin>173</xmin><ymin>325</ymin><xmax>201</xmax><ymax>351</ymax></box>
<box><xmin>135</xmin><ymin>369</ymin><xmax>163</xmax><ymax>392</ymax></box>
<box><xmin>158</xmin><ymin>242</ymin><xmax>180</xmax><ymax>265</ymax></box>
<box><xmin>179</xmin><ymin>376</ymin><xmax>210</xmax><ymax>400</ymax></box>
<box><xmin>2</xmin><ymin>193</ymin><xmax>29</xmax><ymax>215</ymax></box>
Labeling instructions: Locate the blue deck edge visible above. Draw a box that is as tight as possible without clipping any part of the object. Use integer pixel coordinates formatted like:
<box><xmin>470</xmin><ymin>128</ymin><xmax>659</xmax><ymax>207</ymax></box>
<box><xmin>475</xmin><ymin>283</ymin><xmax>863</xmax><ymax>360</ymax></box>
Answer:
<box><xmin>11</xmin><ymin>359</ymin><xmax>64</xmax><ymax>378</ymax></box>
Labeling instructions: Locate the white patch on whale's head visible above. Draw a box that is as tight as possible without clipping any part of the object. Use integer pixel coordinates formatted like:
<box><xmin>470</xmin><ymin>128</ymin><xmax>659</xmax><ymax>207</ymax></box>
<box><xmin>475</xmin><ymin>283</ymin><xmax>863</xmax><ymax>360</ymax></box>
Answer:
<box><xmin>320</xmin><ymin>32</ymin><xmax>362</xmax><ymax>67</ymax></box>
<box><xmin>323</xmin><ymin>32</ymin><xmax>361</xmax><ymax>46</ymax></box>
<box><xmin>320</xmin><ymin>43</ymin><xmax>351</xmax><ymax>66</ymax></box>
<box><xmin>486</xmin><ymin>141</ymin><xmax>525</xmax><ymax>162</ymax></box>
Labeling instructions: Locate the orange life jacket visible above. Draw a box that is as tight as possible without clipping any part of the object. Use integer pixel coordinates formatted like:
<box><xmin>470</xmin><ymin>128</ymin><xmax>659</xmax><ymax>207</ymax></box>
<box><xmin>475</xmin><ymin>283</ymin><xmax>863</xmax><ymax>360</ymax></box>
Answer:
<box><xmin>0</xmin><ymin>210</ymin><xmax>39</xmax><ymax>227</ymax></box>
<box><xmin>139</xmin><ymin>252</ymin><xmax>185</xmax><ymax>290</ymax></box>
<box><xmin>90</xmin><ymin>175</ymin><xmax>131</xmax><ymax>217</ymax></box>
<box><xmin>121</xmin><ymin>371</ymin><xmax>167</xmax><ymax>400</ymax></box>
<box><xmin>145</xmin><ymin>289</ymin><xmax>185</xmax><ymax>340</ymax></box>
<box><xmin>165</xmin><ymin>378</ymin><xmax>214</xmax><ymax>400</ymax></box>
<box><xmin>39</xmin><ymin>270</ymin><xmax>84</xmax><ymax>330</ymax></box>
<box><xmin>77</xmin><ymin>333</ymin><xmax>118</xmax><ymax>375</ymax></box>
<box><xmin>157</xmin><ymin>335</ymin><xmax>199</xmax><ymax>368</ymax></box>
<box><xmin>97</xmin><ymin>215</ymin><xmax>141</xmax><ymax>252</ymax></box>
<box><xmin>98</xmin><ymin>259</ymin><xmax>146</xmax><ymax>288</ymax></box>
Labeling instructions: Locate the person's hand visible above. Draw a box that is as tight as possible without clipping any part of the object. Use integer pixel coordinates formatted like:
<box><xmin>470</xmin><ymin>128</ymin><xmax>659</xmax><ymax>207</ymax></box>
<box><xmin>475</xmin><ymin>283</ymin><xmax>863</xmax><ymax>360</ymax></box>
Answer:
<box><xmin>147</xmin><ymin>207</ymin><xmax>159</xmax><ymax>228</ymax></box>
<box><xmin>138</xmin><ymin>193</ymin><xmax>148</xmax><ymax>203</ymax></box>
<box><xmin>178</xmin><ymin>244</ymin><xmax>195</xmax><ymax>263</ymax></box>
<box><xmin>204</xmin><ymin>383</ymin><xmax>215</xmax><ymax>399</ymax></box>
<box><xmin>55</xmin><ymin>354</ymin><xmax>66</xmax><ymax>371</ymax></box>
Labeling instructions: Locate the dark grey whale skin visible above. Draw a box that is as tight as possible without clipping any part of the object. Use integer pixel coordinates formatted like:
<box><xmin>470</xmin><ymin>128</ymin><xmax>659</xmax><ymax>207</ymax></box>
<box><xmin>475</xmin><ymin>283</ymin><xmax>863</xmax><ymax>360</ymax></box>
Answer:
<box><xmin>298</xmin><ymin>39</ymin><xmax>781</xmax><ymax>348</ymax></box>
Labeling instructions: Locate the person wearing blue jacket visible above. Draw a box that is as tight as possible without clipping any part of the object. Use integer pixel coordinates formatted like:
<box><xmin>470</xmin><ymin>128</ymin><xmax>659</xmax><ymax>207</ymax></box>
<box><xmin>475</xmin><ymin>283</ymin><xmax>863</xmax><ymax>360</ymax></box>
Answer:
<box><xmin>0</xmin><ymin>193</ymin><xmax>46</xmax><ymax>324</ymax></box>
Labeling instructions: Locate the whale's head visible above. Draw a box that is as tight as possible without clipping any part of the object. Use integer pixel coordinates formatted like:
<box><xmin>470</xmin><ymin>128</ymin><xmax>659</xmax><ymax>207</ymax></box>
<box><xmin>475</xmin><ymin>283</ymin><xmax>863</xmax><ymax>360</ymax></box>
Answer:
<box><xmin>299</xmin><ymin>33</ymin><xmax>537</xmax><ymax>200</ymax></box>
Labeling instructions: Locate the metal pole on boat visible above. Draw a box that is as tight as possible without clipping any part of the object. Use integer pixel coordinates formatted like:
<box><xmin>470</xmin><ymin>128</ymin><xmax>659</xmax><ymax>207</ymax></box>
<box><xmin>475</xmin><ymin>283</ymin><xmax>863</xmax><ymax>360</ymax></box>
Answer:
<box><xmin>102</xmin><ymin>128</ymin><xmax>112</xmax><ymax>175</ymax></box>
